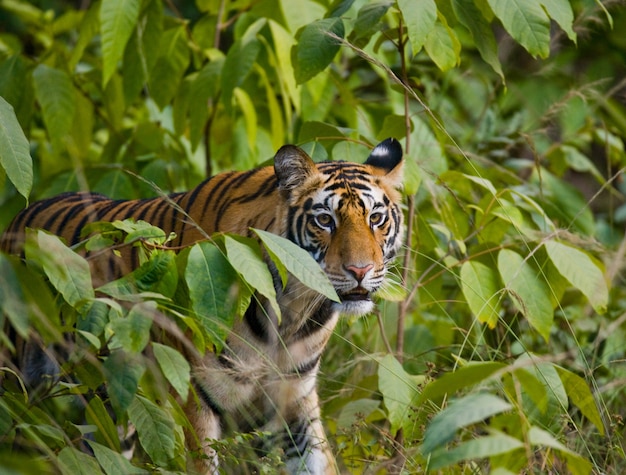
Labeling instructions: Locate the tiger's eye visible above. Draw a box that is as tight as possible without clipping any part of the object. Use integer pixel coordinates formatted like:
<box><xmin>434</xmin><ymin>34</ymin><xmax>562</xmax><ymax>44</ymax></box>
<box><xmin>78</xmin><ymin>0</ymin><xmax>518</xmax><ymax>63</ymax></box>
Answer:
<box><xmin>370</xmin><ymin>212</ymin><xmax>385</xmax><ymax>226</ymax></box>
<box><xmin>315</xmin><ymin>213</ymin><xmax>334</xmax><ymax>228</ymax></box>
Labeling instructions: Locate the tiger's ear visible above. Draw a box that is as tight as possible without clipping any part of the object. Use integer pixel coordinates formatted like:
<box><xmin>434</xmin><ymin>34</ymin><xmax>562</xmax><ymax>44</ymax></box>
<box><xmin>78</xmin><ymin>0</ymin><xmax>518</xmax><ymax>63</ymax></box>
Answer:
<box><xmin>274</xmin><ymin>145</ymin><xmax>318</xmax><ymax>192</ymax></box>
<box><xmin>365</xmin><ymin>138</ymin><xmax>404</xmax><ymax>187</ymax></box>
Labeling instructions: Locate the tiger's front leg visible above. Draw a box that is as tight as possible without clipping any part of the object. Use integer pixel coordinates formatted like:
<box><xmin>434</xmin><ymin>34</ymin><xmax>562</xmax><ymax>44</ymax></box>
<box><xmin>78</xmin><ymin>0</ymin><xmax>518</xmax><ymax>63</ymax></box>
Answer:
<box><xmin>263</xmin><ymin>377</ymin><xmax>338</xmax><ymax>475</ymax></box>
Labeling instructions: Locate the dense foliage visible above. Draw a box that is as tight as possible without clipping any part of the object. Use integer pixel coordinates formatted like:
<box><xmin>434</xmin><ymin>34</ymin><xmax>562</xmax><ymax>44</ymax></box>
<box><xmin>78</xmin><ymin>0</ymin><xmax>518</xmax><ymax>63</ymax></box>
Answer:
<box><xmin>1</xmin><ymin>0</ymin><xmax>625</xmax><ymax>473</ymax></box>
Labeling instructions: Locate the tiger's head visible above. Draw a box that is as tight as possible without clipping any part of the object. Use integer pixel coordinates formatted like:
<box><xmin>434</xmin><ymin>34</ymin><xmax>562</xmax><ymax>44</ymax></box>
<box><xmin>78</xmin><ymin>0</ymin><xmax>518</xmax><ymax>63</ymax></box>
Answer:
<box><xmin>274</xmin><ymin>139</ymin><xmax>404</xmax><ymax>315</ymax></box>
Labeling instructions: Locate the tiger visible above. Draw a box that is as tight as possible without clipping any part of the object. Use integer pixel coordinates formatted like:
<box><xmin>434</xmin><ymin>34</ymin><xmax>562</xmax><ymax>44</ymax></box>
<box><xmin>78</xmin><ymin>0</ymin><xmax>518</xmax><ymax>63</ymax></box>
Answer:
<box><xmin>0</xmin><ymin>138</ymin><xmax>404</xmax><ymax>474</ymax></box>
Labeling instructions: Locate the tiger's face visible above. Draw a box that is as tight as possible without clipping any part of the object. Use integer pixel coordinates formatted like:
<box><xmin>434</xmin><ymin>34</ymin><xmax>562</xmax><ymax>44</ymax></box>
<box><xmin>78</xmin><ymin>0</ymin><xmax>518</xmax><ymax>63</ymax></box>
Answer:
<box><xmin>275</xmin><ymin>139</ymin><xmax>404</xmax><ymax>315</ymax></box>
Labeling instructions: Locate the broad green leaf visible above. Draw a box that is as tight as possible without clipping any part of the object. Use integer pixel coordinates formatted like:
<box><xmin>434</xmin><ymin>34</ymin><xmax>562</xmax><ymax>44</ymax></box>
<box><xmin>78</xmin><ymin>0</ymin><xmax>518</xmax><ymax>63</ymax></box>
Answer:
<box><xmin>337</xmin><ymin>398</ymin><xmax>381</xmax><ymax>429</ymax></box>
<box><xmin>224</xmin><ymin>235</ymin><xmax>280</xmax><ymax>320</ymax></box>
<box><xmin>149</xmin><ymin>25</ymin><xmax>190</xmax><ymax>109</ymax></box>
<box><xmin>69</xmin><ymin>2</ymin><xmax>100</xmax><ymax>70</ymax></box>
<box><xmin>349</xmin><ymin>2</ymin><xmax>390</xmax><ymax>46</ymax></box>
<box><xmin>32</xmin><ymin>64</ymin><xmax>76</xmax><ymax>149</ymax></box>
<box><xmin>528</xmin><ymin>426</ymin><xmax>593</xmax><ymax>475</ymax></box>
<box><xmin>152</xmin><ymin>342</ymin><xmax>191</xmax><ymax>402</ymax></box>
<box><xmin>419</xmin><ymin>361</ymin><xmax>506</xmax><ymax>404</ymax></box>
<box><xmin>0</xmin><ymin>254</ymin><xmax>30</xmax><ymax>338</ymax></box>
<box><xmin>411</xmin><ymin>116</ymin><xmax>446</xmax><ymax>176</ymax></box>
<box><xmin>452</xmin><ymin>0</ymin><xmax>503</xmax><ymax>79</ymax></box>
<box><xmin>253</xmin><ymin>229</ymin><xmax>340</xmax><ymax>303</ymax></box>
<box><xmin>269</xmin><ymin>20</ymin><xmax>300</xmax><ymax>112</ymax></box>
<box><xmin>98</xmin><ymin>251</ymin><xmax>177</xmax><ymax>299</ymax></box>
<box><xmin>233</xmin><ymin>87</ymin><xmax>257</xmax><ymax>151</ymax></box>
<box><xmin>429</xmin><ymin>431</ymin><xmax>524</xmax><ymax>470</ymax></box>
<box><xmin>221</xmin><ymin>19</ymin><xmax>264</xmax><ymax>111</ymax></box>
<box><xmin>103</xmin><ymin>350</ymin><xmax>145</xmax><ymax>416</ymax></box>
<box><xmin>122</xmin><ymin>0</ymin><xmax>163</xmax><ymax>105</ymax></box>
<box><xmin>544</xmin><ymin>240</ymin><xmax>608</xmax><ymax>314</ymax></box>
<box><xmin>279</xmin><ymin>0</ymin><xmax>326</xmax><ymax>34</ymax></box>
<box><xmin>88</xmin><ymin>441</ymin><xmax>147</xmax><ymax>475</ymax></box>
<box><xmin>539</xmin><ymin>0</ymin><xmax>576</xmax><ymax>43</ymax></box>
<box><xmin>424</xmin><ymin>19</ymin><xmax>460</xmax><ymax>71</ymax></box>
<box><xmin>555</xmin><ymin>366</ymin><xmax>604</xmax><ymax>435</ymax></box>
<box><xmin>26</xmin><ymin>231</ymin><xmax>94</xmax><ymax>307</ymax></box>
<box><xmin>293</xmin><ymin>17</ymin><xmax>345</xmax><ymax>84</ymax></box>
<box><xmin>128</xmin><ymin>395</ymin><xmax>176</xmax><ymax>467</ymax></box>
<box><xmin>460</xmin><ymin>260</ymin><xmax>502</xmax><ymax>328</ymax></box>
<box><xmin>486</xmin><ymin>0</ymin><xmax>551</xmax><ymax>58</ymax></box>
<box><xmin>398</xmin><ymin>0</ymin><xmax>437</xmax><ymax>54</ymax></box>
<box><xmin>422</xmin><ymin>393</ymin><xmax>512</xmax><ymax>453</ymax></box>
<box><xmin>85</xmin><ymin>396</ymin><xmax>120</xmax><ymax>452</ymax></box>
<box><xmin>498</xmin><ymin>249</ymin><xmax>553</xmax><ymax>341</ymax></box>
<box><xmin>186</xmin><ymin>242</ymin><xmax>241</xmax><ymax>348</ymax></box>
<box><xmin>100</xmin><ymin>0</ymin><xmax>141</xmax><ymax>86</ymax></box>
<box><xmin>58</xmin><ymin>446</ymin><xmax>104</xmax><ymax>475</ymax></box>
<box><xmin>189</xmin><ymin>58</ymin><xmax>224</xmax><ymax>150</ymax></box>
<box><xmin>0</xmin><ymin>96</ymin><xmax>32</xmax><ymax>199</ymax></box>
<box><xmin>378</xmin><ymin>354</ymin><xmax>423</xmax><ymax>434</ymax></box>
<box><xmin>109</xmin><ymin>301</ymin><xmax>155</xmax><ymax>353</ymax></box>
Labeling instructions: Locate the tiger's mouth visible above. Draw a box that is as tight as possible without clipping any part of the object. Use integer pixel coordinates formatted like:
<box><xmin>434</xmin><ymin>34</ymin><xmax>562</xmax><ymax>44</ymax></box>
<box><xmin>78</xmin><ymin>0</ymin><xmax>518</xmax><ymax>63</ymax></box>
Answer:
<box><xmin>339</xmin><ymin>287</ymin><xmax>371</xmax><ymax>302</ymax></box>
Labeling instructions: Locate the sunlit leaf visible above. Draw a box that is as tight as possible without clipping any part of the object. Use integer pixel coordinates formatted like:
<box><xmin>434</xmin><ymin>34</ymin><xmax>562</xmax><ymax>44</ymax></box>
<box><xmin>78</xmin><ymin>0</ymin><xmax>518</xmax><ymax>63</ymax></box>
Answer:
<box><xmin>460</xmin><ymin>260</ymin><xmax>502</xmax><ymax>328</ymax></box>
<box><xmin>398</xmin><ymin>0</ymin><xmax>437</xmax><ymax>54</ymax></box>
<box><xmin>0</xmin><ymin>96</ymin><xmax>32</xmax><ymax>200</ymax></box>
<box><xmin>100</xmin><ymin>0</ymin><xmax>141</xmax><ymax>86</ymax></box>
<box><xmin>254</xmin><ymin>229</ymin><xmax>340</xmax><ymax>303</ymax></box>
<box><xmin>378</xmin><ymin>354</ymin><xmax>423</xmax><ymax>435</ymax></box>
<box><xmin>152</xmin><ymin>342</ymin><xmax>191</xmax><ymax>402</ymax></box>
<box><xmin>555</xmin><ymin>366</ymin><xmax>605</xmax><ymax>436</ymax></box>
<box><xmin>422</xmin><ymin>393</ymin><xmax>512</xmax><ymax>453</ymax></box>
<box><xmin>293</xmin><ymin>17</ymin><xmax>344</xmax><ymax>84</ymax></box>
<box><xmin>88</xmin><ymin>441</ymin><xmax>147</xmax><ymax>475</ymax></box>
<box><xmin>128</xmin><ymin>395</ymin><xmax>176</xmax><ymax>467</ymax></box>
<box><xmin>544</xmin><ymin>240</ymin><xmax>608</xmax><ymax>314</ymax></box>
<box><xmin>498</xmin><ymin>249</ymin><xmax>553</xmax><ymax>341</ymax></box>
<box><xmin>58</xmin><ymin>446</ymin><xmax>104</xmax><ymax>475</ymax></box>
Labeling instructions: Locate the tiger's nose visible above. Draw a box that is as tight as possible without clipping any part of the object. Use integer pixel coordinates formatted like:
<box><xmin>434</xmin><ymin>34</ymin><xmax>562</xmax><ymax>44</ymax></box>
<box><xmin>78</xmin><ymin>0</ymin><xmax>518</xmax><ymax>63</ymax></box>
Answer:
<box><xmin>345</xmin><ymin>264</ymin><xmax>374</xmax><ymax>283</ymax></box>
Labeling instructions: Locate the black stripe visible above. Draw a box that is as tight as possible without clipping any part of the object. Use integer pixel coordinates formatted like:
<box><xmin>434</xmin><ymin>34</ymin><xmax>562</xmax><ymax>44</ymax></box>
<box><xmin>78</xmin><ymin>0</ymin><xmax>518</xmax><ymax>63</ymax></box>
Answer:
<box><xmin>194</xmin><ymin>381</ymin><xmax>224</xmax><ymax>417</ymax></box>
<box><xmin>243</xmin><ymin>300</ymin><xmax>269</xmax><ymax>342</ymax></box>
<box><xmin>294</xmin><ymin>302</ymin><xmax>335</xmax><ymax>339</ymax></box>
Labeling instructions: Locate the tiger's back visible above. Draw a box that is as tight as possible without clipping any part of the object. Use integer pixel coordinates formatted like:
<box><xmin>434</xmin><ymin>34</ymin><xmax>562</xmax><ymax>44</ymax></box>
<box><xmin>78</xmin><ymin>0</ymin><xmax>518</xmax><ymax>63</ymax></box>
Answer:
<box><xmin>1</xmin><ymin>139</ymin><xmax>404</xmax><ymax>474</ymax></box>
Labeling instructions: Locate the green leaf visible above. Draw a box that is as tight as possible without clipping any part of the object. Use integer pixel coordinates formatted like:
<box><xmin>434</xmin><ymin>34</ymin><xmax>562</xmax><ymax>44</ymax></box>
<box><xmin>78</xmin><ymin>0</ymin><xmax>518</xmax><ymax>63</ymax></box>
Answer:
<box><xmin>221</xmin><ymin>19</ymin><xmax>264</xmax><ymax>111</ymax></box>
<box><xmin>98</xmin><ymin>251</ymin><xmax>177</xmax><ymax>299</ymax></box>
<box><xmin>337</xmin><ymin>398</ymin><xmax>381</xmax><ymax>430</ymax></box>
<box><xmin>419</xmin><ymin>362</ymin><xmax>506</xmax><ymax>404</ymax></box>
<box><xmin>224</xmin><ymin>235</ymin><xmax>280</xmax><ymax>320</ymax></box>
<box><xmin>555</xmin><ymin>366</ymin><xmax>605</xmax><ymax>436</ymax></box>
<box><xmin>0</xmin><ymin>254</ymin><xmax>31</xmax><ymax>338</ymax></box>
<box><xmin>100</xmin><ymin>0</ymin><xmax>141</xmax><ymax>86</ymax></box>
<box><xmin>460</xmin><ymin>260</ymin><xmax>502</xmax><ymax>328</ymax></box>
<box><xmin>544</xmin><ymin>240</ymin><xmax>608</xmax><ymax>314</ymax></box>
<box><xmin>103</xmin><ymin>350</ymin><xmax>145</xmax><ymax>416</ymax></box>
<box><xmin>398</xmin><ymin>0</ymin><xmax>437</xmax><ymax>54</ymax></box>
<box><xmin>293</xmin><ymin>17</ymin><xmax>344</xmax><ymax>84</ymax></box>
<box><xmin>88</xmin><ymin>441</ymin><xmax>147</xmax><ymax>475</ymax></box>
<box><xmin>253</xmin><ymin>229</ymin><xmax>340</xmax><ymax>303</ymax></box>
<box><xmin>0</xmin><ymin>96</ymin><xmax>32</xmax><ymax>200</ymax></box>
<box><xmin>128</xmin><ymin>395</ymin><xmax>176</xmax><ymax>467</ymax></box>
<box><xmin>424</xmin><ymin>19</ymin><xmax>461</xmax><ymax>71</ymax></box>
<box><xmin>349</xmin><ymin>2</ymin><xmax>390</xmax><ymax>46</ymax></box>
<box><xmin>377</xmin><ymin>354</ymin><xmax>423</xmax><ymax>435</ymax></box>
<box><xmin>528</xmin><ymin>426</ymin><xmax>593</xmax><ymax>475</ymax></box>
<box><xmin>429</xmin><ymin>431</ymin><xmax>524</xmax><ymax>470</ymax></box>
<box><xmin>422</xmin><ymin>393</ymin><xmax>512</xmax><ymax>454</ymax></box>
<box><xmin>185</xmin><ymin>242</ymin><xmax>241</xmax><ymax>349</ymax></box>
<box><xmin>26</xmin><ymin>231</ymin><xmax>94</xmax><ymax>307</ymax></box>
<box><xmin>486</xmin><ymin>0</ymin><xmax>551</xmax><ymax>58</ymax></box>
<box><xmin>498</xmin><ymin>249</ymin><xmax>553</xmax><ymax>341</ymax></box>
<box><xmin>58</xmin><ymin>446</ymin><xmax>104</xmax><ymax>475</ymax></box>
<box><xmin>539</xmin><ymin>0</ymin><xmax>576</xmax><ymax>43</ymax></box>
<box><xmin>148</xmin><ymin>25</ymin><xmax>190</xmax><ymax>109</ymax></box>
<box><xmin>32</xmin><ymin>64</ymin><xmax>76</xmax><ymax>149</ymax></box>
<box><xmin>109</xmin><ymin>301</ymin><xmax>154</xmax><ymax>353</ymax></box>
<box><xmin>452</xmin><ymin>0</ymin><xmax>503</xmax><ymax>79</ymax></box>
<box><xmin>85</xmin><ymin>396</ymin><xmax>121</xmax><ymax>452</ymax></box>
<box><xmin>152</xmin><ymin>342</ymin><xmax>191</xmax><ymax>402</ymax></box>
